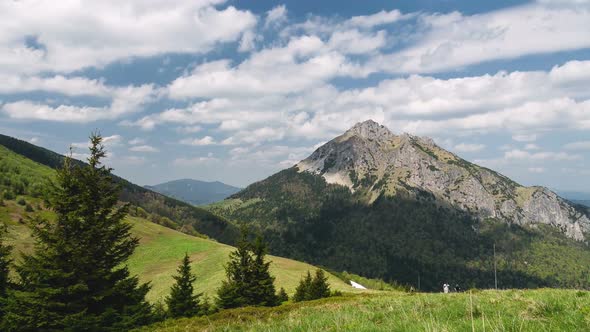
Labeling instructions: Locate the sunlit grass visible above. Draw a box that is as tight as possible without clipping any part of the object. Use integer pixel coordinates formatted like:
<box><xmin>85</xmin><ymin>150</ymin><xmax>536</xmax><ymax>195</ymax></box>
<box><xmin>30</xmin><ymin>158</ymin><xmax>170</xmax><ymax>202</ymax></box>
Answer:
<box><xmin>141</xmin><ymin>289</ymin><xmax>590</xmax><ymax>331</ymax></box>
<box><xmin>2</xmin><ymin>205</ymin><xmax>363</xmax><ymax>303</ymax></box>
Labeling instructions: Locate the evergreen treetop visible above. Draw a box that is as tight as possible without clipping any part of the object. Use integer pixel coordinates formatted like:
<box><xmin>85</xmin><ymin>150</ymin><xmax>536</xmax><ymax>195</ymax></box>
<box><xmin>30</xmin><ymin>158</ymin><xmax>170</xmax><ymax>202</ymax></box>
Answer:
<box><xmin>216</xmin><ymin>229</ymin><xmax>253</xmax><ymax>309</ymax></box>
<box><xmin>293</xmin><ymin>269</ymin><xmax>331</xmax><ymax>302</ymax></box>
<box><xmin>216</xmin><ymin>229</ymin><xmax>279</xmax><ymax>309</ymax></box>
<box><xmin>277</xmin><ymin>288</ymin><xmax>289</xmax><ymax>303</ymax></box>
<box><xmin>2</xmin><ymin>133</ymin><xmax>152</xmax><ymax>331</ymax></box>
<box><xmin>293</xmin><ymin>271</ymin><xmax>313</xmax><ymax>302</ymax></box>
<box><xmin>309</xmin><ymin>269</ymin><xmax>331</xmax><ymax>300</ymax></box>
<box><xmin>166</xmin><ymin>253</ymin><xmax>202</xmax><ymax>318</ymax></box>
<box><xmin>250</xmin><ymin>236</ymin><xmax>279</xmax><ymax>306</ymax></box>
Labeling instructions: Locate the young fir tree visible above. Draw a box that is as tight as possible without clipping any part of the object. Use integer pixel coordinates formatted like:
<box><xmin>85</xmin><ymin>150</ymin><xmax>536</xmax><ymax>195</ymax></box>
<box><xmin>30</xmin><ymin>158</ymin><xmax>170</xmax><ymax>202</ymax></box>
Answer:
<box><xmin>216</xmin><ymin>230</ymin><xmax>253</xmax><ymax>309</ymax></box>
<box><xmin>2</xmin><ymin>134</ymin><xmax>152</xmax><ymax>331</ymax></box>
<box><xmin>277</xmin><ymin>288</ymin><xmax>289</xmax><ymax>303</ymax></box>
<box><xmin>216</xmin><ymin>230</ymin><xmax>279</xmax><ymax>309</ymax></box>
<box><xmin>308</xmin><ymin>269</ymin><xmax>331</xmax><ymax>300</ymax></box>
<box><xmin>166</xmin><ymin>253</ymin><xmax>202</xmax><ymax>318</ymax></box>
<box><xmin>199</xmin><ymin>296</ymin><xmax>215</xmax><ymax>316</ymax></box>
<box><xmin>293</xmin><ymin>271</ymin><xmax>313</xmax><ymax>302</ymax></box>
<box><xmin>250</xmin><ymin>236</ymin><xmax>279</xmax><ymax>306</ymax></box>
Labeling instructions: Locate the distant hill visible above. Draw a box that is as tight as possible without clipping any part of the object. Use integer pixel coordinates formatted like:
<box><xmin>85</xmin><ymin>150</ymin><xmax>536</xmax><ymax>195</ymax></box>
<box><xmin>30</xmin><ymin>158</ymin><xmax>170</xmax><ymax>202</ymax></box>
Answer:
<box><xmin>146</xmin><ymin>179</ymin><xmax>241</xmax><ymax>206</ymax></box>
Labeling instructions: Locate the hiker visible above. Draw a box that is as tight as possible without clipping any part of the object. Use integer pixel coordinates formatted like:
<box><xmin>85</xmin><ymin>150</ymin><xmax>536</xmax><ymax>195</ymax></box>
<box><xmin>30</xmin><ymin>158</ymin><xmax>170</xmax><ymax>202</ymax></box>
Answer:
<box><xmin>454</xmin><ymin>284</ymin><xmax>461</xmax><ymax>292</ymax></box>
<box><xmin>443</xmin><ymin>283</ymin><xmax>449</xmax><ymax>293</ymax></box>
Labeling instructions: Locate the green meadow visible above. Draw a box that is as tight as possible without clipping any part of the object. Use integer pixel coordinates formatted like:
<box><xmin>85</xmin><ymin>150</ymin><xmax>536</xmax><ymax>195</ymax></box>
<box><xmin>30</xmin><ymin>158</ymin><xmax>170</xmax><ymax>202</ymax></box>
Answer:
<box><xmin>0</xmin><ymin>144</ymin><xmax>361</xmax><ymax>303</ymax></box>
<box><xmin>141</xmin><ymin>289</ymin><xmax>590</xmax><ymax>331</ymax></box>
<box><xmin>125</xmin><ymin>216</ymin><xmax>362</xmax><ymax>302</ymax></box>
<box><xmin>1</xmin><ymin>203</ymin><xmax>362</xmax><ymax>303</ymax></box>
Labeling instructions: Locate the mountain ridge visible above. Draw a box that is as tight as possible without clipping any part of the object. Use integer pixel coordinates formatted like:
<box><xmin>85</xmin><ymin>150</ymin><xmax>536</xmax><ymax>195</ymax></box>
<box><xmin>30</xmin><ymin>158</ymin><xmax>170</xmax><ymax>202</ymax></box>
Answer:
<box><xmin>210</xmin><ymin>120</ymin><xmax>590</xmax><ymax>290</ymax></box>
<box><xmin>296</xmin><ymin>120</ymin><xmax>589</xmax><ymax>241</ymax></box>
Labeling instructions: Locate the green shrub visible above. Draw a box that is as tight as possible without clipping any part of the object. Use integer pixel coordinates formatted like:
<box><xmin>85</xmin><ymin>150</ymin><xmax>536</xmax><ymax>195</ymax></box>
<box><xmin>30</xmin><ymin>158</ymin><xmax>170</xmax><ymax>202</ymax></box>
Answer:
<box><xmin>293</xmin><ymin>269</ymin><xmax>331</xmax><ymax>302</ymax></box>
<box><xmin>277</xmin><ymin>288</ymin><xmax>289</xmax><ymax>303</ymax></box>
<box><xmin>25</xmin><ymin>204</ymin><xmax>34</xmax><ymax>212</ymax></box>
<box><xmin>2</xmin><ymin>191</ymin><xmax>15</xmax><ymax>200</ymax></box>
<box><xmin>151</xmin><ymin>301</ymin><xmax>167</xmax><ymax>322</ymax></box>
<box><xmin>16</xmin><ymin>197</ymin><xmax>26</xmax><ymax>206</ymax></box>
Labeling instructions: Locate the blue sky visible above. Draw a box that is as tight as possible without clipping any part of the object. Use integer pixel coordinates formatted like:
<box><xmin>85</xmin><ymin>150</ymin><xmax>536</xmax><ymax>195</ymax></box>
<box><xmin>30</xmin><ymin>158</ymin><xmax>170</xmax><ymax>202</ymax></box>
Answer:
<box><xmin>1</xmin><ymin>0</ymin><xmax>589</xmax><ymax>191</ymax></box>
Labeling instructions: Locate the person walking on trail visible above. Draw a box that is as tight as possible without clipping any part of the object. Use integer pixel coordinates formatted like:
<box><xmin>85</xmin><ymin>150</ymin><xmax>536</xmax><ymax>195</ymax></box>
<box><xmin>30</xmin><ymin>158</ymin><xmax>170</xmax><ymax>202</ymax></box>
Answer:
<box><xmin>454</xmin><ymin>284</ymin><xmax>461</xmax><ymax>292</ymax></box>
<box><xmin>443</xmin><ymin>283</ymin><xmax>450</xmax><ymax>293</ymax></box>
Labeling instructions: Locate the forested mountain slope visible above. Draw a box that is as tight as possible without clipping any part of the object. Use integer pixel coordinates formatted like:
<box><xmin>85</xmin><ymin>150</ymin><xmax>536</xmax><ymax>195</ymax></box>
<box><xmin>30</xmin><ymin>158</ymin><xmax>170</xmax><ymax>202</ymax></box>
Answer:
<box><xmin>208</xmin><ymin>121</ymin><xmax>590</xmax><ymax>291</ymax></box>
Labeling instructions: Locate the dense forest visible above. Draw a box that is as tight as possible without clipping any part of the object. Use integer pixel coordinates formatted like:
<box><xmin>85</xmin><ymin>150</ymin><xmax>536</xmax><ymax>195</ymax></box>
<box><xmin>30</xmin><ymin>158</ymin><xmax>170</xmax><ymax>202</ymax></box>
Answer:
<box><xmin>210</xmin><ymin>168</ymin><xmax>590</xmax><ymax>291</ymax></box>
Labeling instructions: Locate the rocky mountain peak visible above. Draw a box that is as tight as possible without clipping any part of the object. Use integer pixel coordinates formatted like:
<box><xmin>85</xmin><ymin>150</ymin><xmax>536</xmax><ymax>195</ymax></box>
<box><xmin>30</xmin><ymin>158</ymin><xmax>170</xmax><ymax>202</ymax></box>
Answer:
<box><xmin>296</xmin><ymin>120</ymin><xmax>590</xmax><ymax>241</ymax></box>
<box><xmin>345</xmin><ymin>119</ymin><xmax>396</xmax><ymax>141</ymax></box>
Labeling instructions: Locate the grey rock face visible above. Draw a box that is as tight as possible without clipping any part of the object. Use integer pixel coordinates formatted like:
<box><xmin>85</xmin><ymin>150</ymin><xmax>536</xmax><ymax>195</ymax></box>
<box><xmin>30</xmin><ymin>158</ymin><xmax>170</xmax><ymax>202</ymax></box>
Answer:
<box><xmin>297</xmin><ymin>120</ymin><xmax>590</xmax><ymax>241</ymax></box>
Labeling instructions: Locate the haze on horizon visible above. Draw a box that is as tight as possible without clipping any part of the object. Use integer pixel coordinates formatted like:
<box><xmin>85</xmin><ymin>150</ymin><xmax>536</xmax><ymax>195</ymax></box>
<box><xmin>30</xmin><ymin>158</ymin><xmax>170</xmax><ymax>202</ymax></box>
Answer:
<box><xmin>0</xmin><ymin>0</ymin><xmax>589</xmax><ymax>191</ymax></box>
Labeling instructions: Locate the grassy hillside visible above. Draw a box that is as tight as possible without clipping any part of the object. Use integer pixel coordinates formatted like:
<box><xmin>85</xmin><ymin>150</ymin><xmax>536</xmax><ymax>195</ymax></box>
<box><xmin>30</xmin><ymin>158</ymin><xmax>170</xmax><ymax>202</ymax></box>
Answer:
<box><xmin>1</xmin><ymin>196</ymin><xmax>362</xmax><ymax>303</ymax></box>
<box><xmin>0</xmin><ymin>135</ymin><xmax>239</xmax><ymax>243</ymax></box>
<box><xmin>0</xmin><ymin>142</ymin><xmax>364</xmax><ymax>302</ymax></box>
<box><xmin>126</xmin><ymin>216</ymin><xmax>362</xmax><ymax>302</ymax></box>
<box><xmin>141</xmin><ymin>289</ymin><xmax>590</xmax><ymax>331</ymax></box>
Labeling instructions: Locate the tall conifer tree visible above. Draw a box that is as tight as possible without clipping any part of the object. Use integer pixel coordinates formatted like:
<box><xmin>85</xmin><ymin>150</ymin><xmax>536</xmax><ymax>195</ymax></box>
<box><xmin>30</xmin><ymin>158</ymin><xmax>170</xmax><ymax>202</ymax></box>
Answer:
<box><xmin>166</xmin><ymin>254</ymin><xmax>202</xmax><ymax>318</ymax></box>
<box><xmin>216</xmin><ymin>229</ymin><xmax>279</xmax><ymax>309</ymax></box>
<box><xmin>293</xmin><ymin>271</ymin><xmax>313</xmax><ymax>302</ymax></box>
<box><xmin>2</xmin><ymin>134</ymin><xmax>152</xmax><ymax>331</ymax></box>
<box><xmin>309</xmin><ymin>269</ymin><xmax>331</xmax><ymax>300</ymax></box>
<box><xmin>250</xmin><ymin>236</ymin><xmax>279</xmax><ymax>306</ymax></box>
<box><xmin>216</xmin><ymin>230</ymin><xmax>253</xmax><ymax>309</ymax></box>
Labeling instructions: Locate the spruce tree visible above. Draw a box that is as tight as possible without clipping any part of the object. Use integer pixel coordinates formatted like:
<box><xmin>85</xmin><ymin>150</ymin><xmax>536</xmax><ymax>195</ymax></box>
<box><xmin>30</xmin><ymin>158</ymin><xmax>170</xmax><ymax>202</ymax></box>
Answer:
<box><xmin>166</xmin><ymin>253</ymin><xmax>202</xmax><ymax>318</ymax></box>
<box><xmin>216</xmin><ymin>230</ymin><xmax>252</xmax><ymax>309</ymax></box>
<box><xmin>216</xmin><ymin>230</ymin><xmax>279</xmax><ymax>309</ymax></box>
<box><xmin>250</xmin><ymin>236</ymin><xmax>279</xmax><ymax>306</ymax></box>
<box><xmin>200</xmin><ymin>296</ymin><xmax>215</xmax><ymax>316</ymax></box>
<box><xmin>308</xmin><ymin>269</ymin><xmax>331</xmax><ymax>300</ymax></box>
<box><xmin>293</xmin><ymin>271</ymin><xmax>312</xmax><ymax>302</ymax></box>
<box><xmin>2</xmin><ymin>134</ymin><xmax>152</xmax><ymax>331</ymax></box>
<box><xmin>277</xmin><ymin>288</ymin><xmax>288</xmax><ymax>303</ymax></box>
